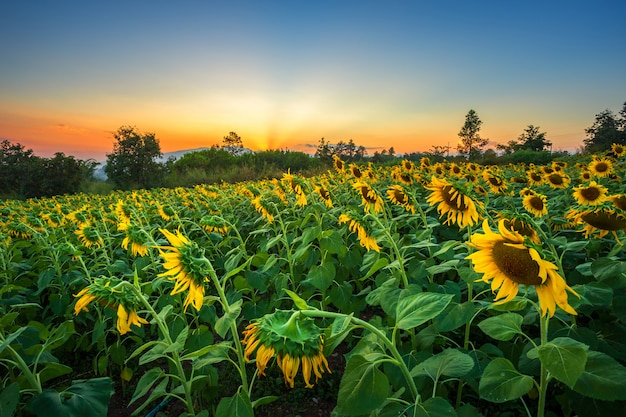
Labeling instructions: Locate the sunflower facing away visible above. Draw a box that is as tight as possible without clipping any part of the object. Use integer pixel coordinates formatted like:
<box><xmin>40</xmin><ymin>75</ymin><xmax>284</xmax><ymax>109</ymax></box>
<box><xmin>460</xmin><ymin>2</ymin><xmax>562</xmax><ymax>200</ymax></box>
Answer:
<box><xmin>241</xmin><ymin>310</ymin><xmax>331</xmax><ymax>388</ymax></box>
<box><xmin>118</xmin><ymin>221</ymin><xmax>149</xmax><ymax>257</ymax></box>
<box><xmin>338</xmin><ymin>213</ymin><xmax>380</xmax><ymax>252</ymax></box>
<box><xmin>467</xmin><ymin>219</ymin><xmax>579</xmax><ymax>318</ymax></box>
<box><xmin>75</xmin><ymin>223</ymin><xmax>103</xmax><ymax>248</ymax></box>
<box><xmin>74</xmin><ymin>278</ymin><xmax>148</xmax><ymax>335</ymax></box>
<box><xmin>425</xmin><ymin>177</ymin><xmax>481</xmax><ymax>228</ymax></box>
<box><xmin>157</xmin><ymin>228</ymin><xmax>209</xmax><ymax>312</ymax></box>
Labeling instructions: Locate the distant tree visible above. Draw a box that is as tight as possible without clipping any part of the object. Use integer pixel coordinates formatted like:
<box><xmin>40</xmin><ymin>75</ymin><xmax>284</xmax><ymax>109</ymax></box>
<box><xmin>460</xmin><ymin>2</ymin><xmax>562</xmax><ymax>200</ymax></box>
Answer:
<box><xmin>222</xmin><ymin>131</ymin><xmax>244</xmax><ymax>155</ymax></box>
<box><xmin>518</xmin><ymin>125</ymin><xmax>551</xmax><ymax>152</ymax></box>
<box><xmin>314</xmin><ymin>137</ymin><xmax>333</xmax><ymax>164</ymax></box>
<box><xmin>457</xmin><ymin>110</ymin><xmax>488</xmax><ymax>160</ymax></box>
<box><xmin>40</xmin><ymin>153</ymin><xmax>88</xmax><ymax>197</ymax></box>
<box><xmin>428</xmin><ymin>145</ymin><xmax>450</xmax><ymax>158</ymax></box>
<box><xmin>583</xmin><ymin>103</ymin><xmax>626</xmax><ymax>153</ymax></box>
<box><xmin>105</xmin><ymin>126</ymin><xmax>163</xmax><ymax>189</ymax></box>
<box><xmin>0</xmin><ymin>139</ymin><xmax>39</xmax><ymax>197</ymax></box>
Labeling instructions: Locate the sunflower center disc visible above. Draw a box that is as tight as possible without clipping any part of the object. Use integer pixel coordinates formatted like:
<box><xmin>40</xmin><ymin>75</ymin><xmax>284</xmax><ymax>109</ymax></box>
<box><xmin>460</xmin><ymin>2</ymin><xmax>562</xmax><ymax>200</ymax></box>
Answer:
<box><xmin>492</xmin><ymin>242</ymin><xmax>542</xmax><ymax>285</ymax></box>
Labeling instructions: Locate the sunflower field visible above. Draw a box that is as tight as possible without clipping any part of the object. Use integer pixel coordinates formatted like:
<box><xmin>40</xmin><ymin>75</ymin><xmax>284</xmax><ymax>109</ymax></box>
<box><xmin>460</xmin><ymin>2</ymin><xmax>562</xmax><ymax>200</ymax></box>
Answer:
<box><xmin>2</xmin><ymin>148</ymin><xmax>626</xmax><ymax>417</ymax></box>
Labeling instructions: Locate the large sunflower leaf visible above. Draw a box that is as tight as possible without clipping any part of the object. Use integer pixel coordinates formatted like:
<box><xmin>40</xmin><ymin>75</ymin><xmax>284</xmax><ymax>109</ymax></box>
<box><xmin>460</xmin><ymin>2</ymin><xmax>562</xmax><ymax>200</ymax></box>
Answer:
<box><xmin>411</xmin><ymin>348</ymin><xmax>475</xmax><ymax>380</ymax></box>
<box><xmin>572</xmin><ymin>350</ymin><xmax>626</xmax><ymax>401</ymax></box>
<box><xmin>478</xmin><ymin>313</ymin><xmax>523</xmax><ymax>341</ymax></box>
<box><xmin>27</xmin><ymin>377</ymin><xmax>114</xmax><ymax>417</ymax></box>
<box><xmin>479</xmin><ymin>358</ymin><xmax>533</xmax><ymax>403</ymax></box>
<box><xmin>335</xmin><ymin>353</ymin><xmax>389</xmax><ymax>415</ymax></box>
<box><xmin>396</xmin><ymin>292</ymin><xmax>454</xmax><ymax>330</ymax></box>
<box><xmin>537</xmin><ymin>337</ymin><xmax>588</xmax><ymax>388</ymax></box>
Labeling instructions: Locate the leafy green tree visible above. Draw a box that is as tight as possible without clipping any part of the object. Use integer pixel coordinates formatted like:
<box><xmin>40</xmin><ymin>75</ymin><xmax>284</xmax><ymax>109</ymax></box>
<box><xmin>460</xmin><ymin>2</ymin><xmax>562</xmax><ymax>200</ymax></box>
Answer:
<box><xmin>222</xmin><ymin>131</ymin><xmax>244</xmax><ymax>155</ymax></box>
<box><xmin>40</xmin><ymin>153</ymin><xmax>89</xmax><ymax>197</ymax></box>
<box><xmin>518</xmin><ymin>125</ymin><xmax>551</xmax><ymax>152</ymax></box>
<box><xmin>0</xmin><ymin>139</ymin><xmax>39</xmax><ymax>197</ymax></box>
<box><xmin>457</xmin><ymin>109</ymin><xmax>488</xmax><ymax>160</ymax></box>
<box><xmin>314</xmin><ymin>138</ymin><xmax>333</xmax><ymax>165</ymax></box>
<box><xmin>583</xmin><ymin>103</ymin><xmax>626</xmax><ymax>153</ymax></box>
<box><xmin>105</xmin><ymin>126</ymin><xmax>163</xmax><ymax>189</ymax></box>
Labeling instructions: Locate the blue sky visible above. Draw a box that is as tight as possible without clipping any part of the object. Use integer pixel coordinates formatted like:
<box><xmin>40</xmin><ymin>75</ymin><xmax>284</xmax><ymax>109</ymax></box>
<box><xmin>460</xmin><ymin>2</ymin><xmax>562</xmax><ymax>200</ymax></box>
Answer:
<box><xmin>1</xmin><ymin>0</ymin><xmax>625</xmax><ymax>160</ymax></box>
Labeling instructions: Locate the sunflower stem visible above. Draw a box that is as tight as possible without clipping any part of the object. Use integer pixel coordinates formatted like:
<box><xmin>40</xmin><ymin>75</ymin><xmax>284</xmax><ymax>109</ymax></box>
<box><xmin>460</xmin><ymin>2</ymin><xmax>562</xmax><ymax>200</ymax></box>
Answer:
<box><xmin>124</xmin><ymin>282</ymin><xmax>196</xmax><ymax>417</ymax></box>
<box><xmin>537</xmin><ymin>313</ymin><xmax>550</xmax><ymax>417</ymax></box>
<box><xmin>369</xmin><ymin>214</ymin><xmax>409</xmax><ymax>288</ymax></box>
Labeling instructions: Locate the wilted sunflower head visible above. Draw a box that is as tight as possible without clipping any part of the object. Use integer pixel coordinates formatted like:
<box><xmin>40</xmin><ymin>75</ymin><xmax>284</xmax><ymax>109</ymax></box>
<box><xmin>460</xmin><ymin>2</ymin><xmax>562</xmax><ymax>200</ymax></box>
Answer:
<box><xmin>572</xmin><ymin>181</ymin><xmax>608</xmax><ymax>206</ymax></box>
<box><xmin>610</xmin><ymin>194</ymin><xmax>626</xmax><ymax>211</ymax></box>
<box><xmin>314</xmin><ymin>184</ymin><xmax>333</xmax><ymax>208</ymax></box>
<box><xmin>75</xmin><ymin>223</ymin><xmax>103</xmax><ymax>248</ymax></box>
<box><xmin>241</xmin><ymin>310</ymin><xmax>331</xmax><ymax>388</ymax></box>
<box><xmin>588</xmin><ymin>157</ymin><xmax>614</xmax><ymax>177</ymax></box>
<box><xmin>353</xmin><ymin>181</ymin><xmax>384</xmax><ymax>213</ymax></box>
<box><xmin>118</xmin><ymin>221</ymin><xmax>149</xmax><ymax>257</ymax></box>
<box><xmin>199</xmin><ymin>215</ymin><xmax>229</xmax><ymax>235</ymax></box>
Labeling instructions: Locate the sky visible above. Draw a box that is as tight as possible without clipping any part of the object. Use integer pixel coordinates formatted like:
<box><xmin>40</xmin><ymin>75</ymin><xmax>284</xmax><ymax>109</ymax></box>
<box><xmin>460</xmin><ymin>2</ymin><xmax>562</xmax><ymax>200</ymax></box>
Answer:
<box><xmin>1</xmin><ymin>0</ymin><xmax>625</xmax><ymax>161</ymax></box>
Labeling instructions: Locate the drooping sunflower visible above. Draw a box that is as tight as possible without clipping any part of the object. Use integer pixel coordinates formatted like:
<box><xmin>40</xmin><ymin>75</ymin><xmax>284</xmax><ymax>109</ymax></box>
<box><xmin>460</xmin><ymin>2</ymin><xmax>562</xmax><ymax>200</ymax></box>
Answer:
<box><xmin>75</xmin><ymin>223</ymin><xmax>103</xmax><ymax>248</ymax></box>
<box><xmin>313</xmin><ymin>184</ymin><xmax>333</xmax><ymax>208</ymax></box>
<box><xmin>199</xmin><ymin>215</ymin><xmax>229</xmax><ymax>235</ymax></box>
<box><xmin>568</xmin><ymin>204</ymin><xmax>626</xmax><ymax>242</ymax></box>
<box><xmin>156</xmin><ymin>203</ymin><xmax>175</xmax><ymax>221</ymax></box>
<box><xmin>338</xmin><ymin>213</ymin><xmax>380</xmax><ymax>252</ymax></box>
<box><xmin>588</xmin><ymin>157</ymin><xmax>614</xmax><ymax>177</ymax></box>
<box><xmin>282</xmin><ymin>171</ymin><xmax>308</xmax><ymax>206</ymax></box>
<box><xmin>118</xmin><ymin>221</ymin><xmax>149</xmax><ymax>257</ymax></box>
<box><xmin>572</xmin><ymin>181</ymin><xmax>608</xmax><ymax>206</ymax></box>
<box><xmin>522</xmin><ymin>193</ymin><xmax>548</xmax><ymax>217</ymax></box>
<box><xmin>425</xmin><ymin>177</ymin><xmax>481</xmax><ymax>228</ymax></box>
<box><xmin>349</xmin><ymin>163</ymin><xmax>364</xmax><ymax>179</ymax></box>
<box><xmin>352</xmin><ymin>181</ymin><xmax>384</xmax><ymax>214</ymax></box>
<box><xmin>73</xmin><ymin>278</ymin><xmax>149</xmax><ymax>335</ymax></box>
<box><xmin>386</xmin><ymin>185</ymin><xmax>415</xmax><ymax>214</ymax></box>
<box><xmin>610</xmin><ymin>194</ymin><xmax>626</xmax><ymax>211</ymax></box>
<box><xmin>157</xmin><ymin>228</ymin><xmax>209</xmax><ymax>312</ymax></box>
<box><xmin>251</xmin><ymin>196</ymin><xmax>275</xmax><ymax>223</ymax></box>
<box><xmin>241</xmin><ymin>310</ymin><xmax>331</xmax><ymax>388</ymax></box>
<box><xmin>466</xmin><ymin>220</ymin><xmax>579</xmax><ymax>317</ymax></box>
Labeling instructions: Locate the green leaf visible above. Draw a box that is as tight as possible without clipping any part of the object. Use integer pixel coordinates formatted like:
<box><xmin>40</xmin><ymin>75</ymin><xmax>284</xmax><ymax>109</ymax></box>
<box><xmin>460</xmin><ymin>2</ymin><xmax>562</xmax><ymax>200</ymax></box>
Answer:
<box><xmin>129</xmin><ymin>368</ymin><xmax>165</xmax><ymax>405</ymax></box>
<box><xmin>0</xmin><ymin>383</ymin><xmax>20</xmax><ymax>417</ymax></box>
<box><xmin>411</xmin><ymin>348</ymin><xmax>475</xmax><ymax>380</ymax></box>
<box><xmin>537</xmin><ymin>337</ymin><xmax>588</xmax><ymax>388</ymax></box>
<box><xmin>38</xmin><ymin>363</ymin><xmax>73</xmax><ymax>384</ymax></box>
<box><xmin>216</xmin><ymin>389</ymin><xmax>253</xmax><ymax>417</ymax></box>
<box><xmin>479</xmin><ymin>358</ymin><xmax>533</xmax><ymax>403</ymax></box>
<box><xmin>435</xmin><ymin>301</ymin><xmax>476</xmax><ymax>332</ymax></box>
<box><xmin>305</xmin><ymin>262</ymin><xmax>336</xmax><ymax>292</ymax></box>
<box><xmin>478</xmin><ymin>313</ymin><xmax>524</xmax><ymax>341</ymax></box>
<box><xmin>284</xmin><ymin>289</ymin><xmax>310</xmax><ymax>310</ymax></box>
<box><xmin>411</xmin><ymin>396</ymin><xmax>458</xmax><ymax>417</ymax></box>
<box><xmin>573</xmin><ymin>350</ymin><xmax>626</xmax><ymax>401</ymax></box>
<box><xmin>214</xmin><ymin>299</ymin><xmax>242</xmax><ymax>338</ymax></box>
<box><xmin>395</xmin><ymin>292</ymin><xmax>454</xmax><ymax>330</ymax></box>
<box><xmin>360</xmin><ymin>257</ymin><xmax>389</xmax><ymax>280</ymax></box>
<box><xmin>335</xmin><ymin>354</ymin><xmax>389</xmax><ymax>415</ymax></box>
<box><xmin>320</xmin><ymin>230</ymin><xmax>347</xmax><ymax>257</ymax></box>
<box><xmin>28</xmin><ymin>377</ymin><xmax>114</xmax><ymax>417</ymax></box>
<box><xmin>426</xmin><ymin>259</ymin><xmax>460</xmax><ymax>276</ymax></box>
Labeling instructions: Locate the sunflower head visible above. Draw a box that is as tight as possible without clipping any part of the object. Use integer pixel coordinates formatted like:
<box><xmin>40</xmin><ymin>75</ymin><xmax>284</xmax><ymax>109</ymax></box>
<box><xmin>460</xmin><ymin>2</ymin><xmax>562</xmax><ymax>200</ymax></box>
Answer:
<box><xmin>588</xmin><ymin>157</ymin><xmax>614</xmax><ymax>178</ymax></box>
<box><xmin>545</xmin><ymin>172</ymin><xmax>571</xmax><ymax>189</ymax></box>
<box><xmin>522</xmin><ymin>193</ymin><xmax>548</xmax><ymax>217</ymax></box>
<box><xmin>568</xmin><ymin>204</ymin><xmax>626</xmax><ymax>242</ymax></box>
<box><xmin>572</xmin><ymin>181</ymin><xmax>608</xmax><ymax>206</ymax></box>
<box><xmin>314</xmin><ymin>184</ymin><xmax>333</xmax><ymax>208</ymax></box>
<box><xmin>75</xmin><ymin>223</ymin><xmax>103</xmax><ymax>248</ymax></box>
<box><xmin>467</xmin><ymin>219</ymin><xmax>578</xmax><ymax>317</ymax></box>
<box><xmin>338</xmin><ymin>212</ymin><xmax>380</xmax><ymax>252</ymax></box>
<box><xmin>352</xmin><ymin>181</ymin><xmax>384</xmax><ymax>213</ymax></box>
<box><xmin>425</xmin><ymin>177</ymin><xmax>482</xmax><ymax>228</ymax></box>
<box><xmin>241</xmin><ymin>310</ymin><xmax>331</xmax><ymax>388</ymax></box>
<box><xmin>386</xmin><ymin>185</ymin><xmax>415</xmax><ymax>213</ymax></box>
<box><xmin>199</xmin><ymin>215</ymin><xmax>229</xmax><ymax>235</ymax></box>
<box><xmin>118</xmin><ymin>221</ymin><xmax>149</xmax><ymax>257</ymax></box>
<box><xmin>333</xmin><ymin>155</ymin><xmax>345</xmax><ymax>172</ymax></box>
<box><xmin>611</xmin><ymin>143</ymin><xmax>626</xmax><ymax>158</ymax></box>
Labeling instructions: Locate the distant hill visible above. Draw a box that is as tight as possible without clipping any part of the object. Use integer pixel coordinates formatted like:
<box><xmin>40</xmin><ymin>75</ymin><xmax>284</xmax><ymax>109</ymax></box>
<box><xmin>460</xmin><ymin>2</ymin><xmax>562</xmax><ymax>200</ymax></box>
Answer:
<box><xmin>93</xmin><ymin>147</ymin><xmax>252</xmax><ymax>181</ymax></box>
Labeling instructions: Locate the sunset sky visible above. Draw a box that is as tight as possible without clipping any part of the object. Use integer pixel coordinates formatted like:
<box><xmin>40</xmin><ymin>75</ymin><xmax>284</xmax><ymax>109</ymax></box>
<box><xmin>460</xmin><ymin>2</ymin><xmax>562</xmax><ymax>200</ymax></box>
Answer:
<box><xmin>1</xmin><ymin>0</ymin><xmax>625</xmax><ymax>161</ymax></box>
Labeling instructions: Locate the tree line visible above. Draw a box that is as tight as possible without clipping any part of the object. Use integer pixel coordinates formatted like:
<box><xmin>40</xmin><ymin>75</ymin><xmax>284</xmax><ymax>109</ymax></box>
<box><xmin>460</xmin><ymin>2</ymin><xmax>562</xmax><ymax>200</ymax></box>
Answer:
<box><xmin>1</xmin><ymin>101</ymin><xmax>624</xmax><ymax>199</ymax></box>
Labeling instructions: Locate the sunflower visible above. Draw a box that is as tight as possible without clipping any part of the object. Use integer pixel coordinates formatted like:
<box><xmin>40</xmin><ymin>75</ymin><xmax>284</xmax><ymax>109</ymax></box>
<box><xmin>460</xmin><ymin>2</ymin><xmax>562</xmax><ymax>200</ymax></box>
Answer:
<box><xmin>522</xmin><ymin>193</ymin><xmax>548</xmax><ymax>217</ymax></box>
<box><xmin>199</xmin><ymin>215</ymin><xmax>228</xmax><ymax>235</ymax></box>
<box><xmin>386</xmin><ymin>185</ymin><xmax>415</xmax><ymax>214</ymax></box>
<box><xmin>545</xmin><ymin>172</ymin><xmax>570</xmax><ymax>189</ymax></box>
<box><xmin>314</xmin><ymin>184</ymin><xmax>333</xmax><ymax>208</ymax></box>
<box><xmin>611</xmin><ymin>143</ymin><xmax>626</xmax><ymax>158</ymax></box>
<box><xmin>580</xmin><ymin>170</ymin><xmax>593</xmax><ymax>182</ymax></box>
<box><xmin>118</xmin><ymin>221</ymin><xmax>149</xmax><ymax>257</ymax></box>
<box><xmin>156</xmin><ymin>203</ymin><xmax>175</xmax><ymax>221</ymax></box>
<box><xmin>73</xmin><ymin>278</ymin><xmax>149</xmax><ymax>335</ymax></box>
<box><xmin>349</xmin><ymin>164</ymin><xmax>364</xmax><ymax>179</ymax></box>
<box><xmin>527</xmin><ymin>170</ymin><xmax>544</xmax><ymax>186</ymax></box>
<box><xmin>611</xmin><ymin>194</ymin><xmax>626</xmax><ymax>211</ymax></box>
<box><xmin>282</xmin><ymin>171</ymin><xmax>308</xmax><ymax>206</ymax></box>
<box><xmin>568</xmin><ymin>205</ymin><xmax>626</xmax><ymax>241</ymax></box>
<box><xmin>75</xmin><ymin>223</ymin><xmax>103</xmax><ymax>248</ymax></box>
<box><xmin>425</xmin><ymin>177</ymin><xmax>481</xmax><ymax>228</ymax></box>
<box><xmin>241</xmin><ymin>310</ymin><xmax>331</xmax><ymax>388</ymax></box>
<box><xmin>352</xmin><ymin>181</ymin><xmax>384</xmax><ymax>214</ymax></box>
<box><xmin>333</xmin><ymin>155</ymin><xmax>345</xmax><ymax>172</ymax></box>
<box><xmin>467</xmin><ymin>220</ymin><xmax>579</xmax><ymax>317</ymax></box>
<box><xmin>251</xmin><ymin>196</ymin><xmax>275</xmax><ymax>223</ymax></box>
<box><xmin>338</xmin><ymin>213</ymin><xmax>380</xmax><ymax>252</ymax></box>
<box><xmin>420</xmin><ymin>157</ymin><xmax>432</xmax><ymax>169</ymax></box>
<box><xmin>157</xmin><ymin>228</ymin><xmax>209</xmax><ymax>312</ymax></box>
<box><xmin>572</xmin><ymin>181</ymin><xmax>608</xmax><ymax>206</ymax></box>
<box><xmin>482</xmin><ymin>172</ymin><xmax>507</xmax><ymax>194</ymax></box>
<box><xmin>402</xmin><ymin>159</ymin><xmax>414</xmax><ymax>171</ymax></box>
<box><xmin>499</xmin><ymin>216</ymin><xmax>540</xmax><ymax>244</ymax></box>
<box><xmin>519</xmin><ymin>187</ymin><xmax>536</xmax><ymax>197</ymax></box>
<box><xmin>588</xmin><ymin>157</ymin><xmax>613</xmax><ymax>178</ymax></box>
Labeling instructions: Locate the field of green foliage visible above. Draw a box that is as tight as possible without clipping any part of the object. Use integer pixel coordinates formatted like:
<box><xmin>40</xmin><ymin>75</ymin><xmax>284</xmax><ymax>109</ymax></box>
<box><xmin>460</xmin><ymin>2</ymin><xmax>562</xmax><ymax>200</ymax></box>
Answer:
<box><xmin>2</xmin><ymin>149</ymin><xmax>626</xmax><ymax>417</ymax></box>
